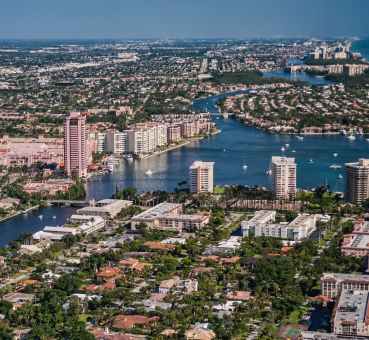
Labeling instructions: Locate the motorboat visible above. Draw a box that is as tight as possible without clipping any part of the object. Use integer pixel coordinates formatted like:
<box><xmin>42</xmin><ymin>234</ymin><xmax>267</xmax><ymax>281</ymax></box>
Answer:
<box><xmin>296</xmin><ymin>136</ymin><xmax>304</xmax><ymax>141</ymax></box>
<box><xmin>333</xmin><ymin>153</ymin><xmax>338</xmax><ymax>157</ymax></box>
<box><xmin>281</xmin><ymin>147</ymin><xmax>285</xmax><ymax>152</ymax></box>
<box><xmin>347</xmin><ymin>135</ymin><xmax>356</xmax><ymax>141</ymax></box>
<box><xmin>124</xmin><ymin>154</ymin><xmax>134</xmax><ymax>162</ymax></box>
<box><xmin>242</xmin><ymin>165</ymin><xmax>248</xmax><ymax>170</ymax></box>
<box><xmin>329</xmin><ymin>164</ymin><xmax>342</xmax><ymax>169</ymax></box>
<box><xmin>145</xmin><ymin>169</ymin><xmax>153</xmax><ymax>176</ymax></box>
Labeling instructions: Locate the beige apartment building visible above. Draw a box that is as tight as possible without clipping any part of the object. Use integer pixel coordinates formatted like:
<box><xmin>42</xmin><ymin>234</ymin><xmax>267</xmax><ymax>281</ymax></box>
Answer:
<box><xmin>189</xmin><ymin>161</ymin><xmax>214</xmax><ymax>193</ymax></box>
<box><xmin>271</xmin><ymin>156</ymin><xmax>296</xmax><ymax>199</ymax></box>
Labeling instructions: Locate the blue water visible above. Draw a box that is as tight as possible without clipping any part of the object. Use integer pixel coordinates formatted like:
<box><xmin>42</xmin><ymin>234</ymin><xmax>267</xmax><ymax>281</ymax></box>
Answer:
<box><xmin>352</xmin><ymin>39</ymin><xmax>369</xmax><ymax>61</ymax></box>
<box><xmin>1</xmin><ymin>39</ymin><xmax>369</xmax><ymax>247</ymax></box>
<box><xmin>0</xmin><ymin>207</ymin><xmax>76</xmax><ymax>247</ymax></box>
<box><xmin>263</xmin><ymin>71</ymin><xmax>332</xmax><ymax>86</ymax></box>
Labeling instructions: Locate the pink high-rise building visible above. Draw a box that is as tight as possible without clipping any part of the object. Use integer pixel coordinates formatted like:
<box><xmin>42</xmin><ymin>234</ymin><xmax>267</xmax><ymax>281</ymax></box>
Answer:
<box><xmin>64</xmin><ymin>112</ymin><xmax>87</xmax><ymax>178</ymax></box>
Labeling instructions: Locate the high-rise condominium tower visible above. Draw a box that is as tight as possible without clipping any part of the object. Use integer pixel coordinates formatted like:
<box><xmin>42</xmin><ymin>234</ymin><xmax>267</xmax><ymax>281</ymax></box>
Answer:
<box><xmin>64</xmin><ymin>112</ymin><xmax>87</xmax><ymax>178</ymax></box>
<box><xmin>345</xmin><ymin>159</ymin><xmax>369</xmax><ymax>204</ymax></box>
<box><xmin>271</xmin><ymin>156</ymin><xmax>296</xmax><ymax>199</ymax></box>
<box><xmin>189</xmin><ymin>161</ymin><xmax>214</xmax><ymax>193</ymax></box>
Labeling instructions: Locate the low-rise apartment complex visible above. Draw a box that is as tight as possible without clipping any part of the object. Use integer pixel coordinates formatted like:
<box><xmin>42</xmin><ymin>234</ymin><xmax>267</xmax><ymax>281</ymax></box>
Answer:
<box><xmin>321</xmin><ymin>273</ymin><xmax>369</xmax><ymax>298</ymax></box>
<box><xmin>131</xmin><ymin>202</ymin><xmax>209</xmax><ymax>232</ymax></box>
<box><xmin>241</xmin><ymin>210</ymin><xmax>317</xmax><ymax>242</ymax></box>
<box><xmin>341</xmin><ymin>219</ymin><xmax>369</xmax><ymax>257</ymax></box>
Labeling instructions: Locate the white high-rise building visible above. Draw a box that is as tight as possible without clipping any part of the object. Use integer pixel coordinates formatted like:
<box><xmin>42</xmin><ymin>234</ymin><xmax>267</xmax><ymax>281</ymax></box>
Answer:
<box><xmin>189</xmin><ymin>161</ymin><xmax>214</xmax><ymax>193</ymax></box>
<box><xmin>155</xmin><ymin>124</ymin><xmax>168</xmax><ymax>147</ymax></box>
<box><xmin>271</xmin><ymin>156</ymin><xmax>296</xmax><ymax>199</ymax></box>
<box><xmin>96</xmin><ymin>132</ymin><xmax>106</xmax><ymax>153</ymax></box>
<box><xmin>106</xmin><ymin>130</ymin><xmax>128</xmax><ymax>154</ymax></box>
<box><xmin>127</xmin><ymin>126</ymin><xmax>157</xmax><ymax>156</ymax></box>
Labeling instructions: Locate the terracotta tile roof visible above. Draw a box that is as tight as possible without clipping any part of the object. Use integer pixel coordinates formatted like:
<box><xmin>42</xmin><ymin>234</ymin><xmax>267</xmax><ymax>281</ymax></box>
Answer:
<box><xmin>18</xmin><ymin>279</ymin><xmax>40</xmax><ymax>287</ymax></box>
<box><xmin>281</xmin><ymin>246</ymin><xmax>293</xmax><ymax>254</ymax></box>
<box><xmin>112</xmin><ymin>315</ymin><xmax>160</xmax><ymax>330</ymax></box>
<box><xmin>198</xmin><ymin>256</ymin><xmax>220</xmax><ymax>263</ymax></box>
<box><xmin>96</xmin><ymin>266</ymin><xmax>122</xmax><ymax>279</ymax></box>
<box><xmin>226</xmin><ymin>291</ymin><xmax>252</xmax><ymax>301</ymax></box>
<box><xmin>161</xmin><ymin>328</ymin><xmax>177</xmax><ymax>336</ymax></box>
<box><xmin>159</xmin><ymin>276</ymin><xmax>181</xmax><ymax>289</ymax></box>
<box><xmin>143</xmin><ymin>241</ymin><xmax>176</xmax><ymax>251</ymax></box>
<box><xmin>119</xmin><ymin>258</ymin><xmax>149</xmax><ymax>272</ymax></box>
<box><xmin>185</xmin><ymin>328</ymin><xmax>216</xmax><ymax>340</ymax></box>
<box><xmin>220</xmin><ymin>256</ymin><xmax>240</xmax><ymax>265</ymax></box>
<box><xmin>190</xmin><ymin>267</ymin><xmax>214</xmax><ymax>277</ymax></box>
<box><xmin>82</xmin><ymin>279</ymin><xmax>116</xmax><ymax>292</ymax></box>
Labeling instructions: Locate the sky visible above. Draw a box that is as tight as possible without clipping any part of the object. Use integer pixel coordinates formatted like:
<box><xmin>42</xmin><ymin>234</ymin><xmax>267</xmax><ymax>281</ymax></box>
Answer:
<box><xmin>1</xmin><ymin>0</ymin><xmax>369</xmax><ymax>40</ymax></box>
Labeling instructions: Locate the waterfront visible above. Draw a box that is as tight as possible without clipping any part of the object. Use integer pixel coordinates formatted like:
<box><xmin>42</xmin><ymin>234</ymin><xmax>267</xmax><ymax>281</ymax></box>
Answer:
<box><xmin>1</xmin><ymin>40</ymin><xmax>369</xmax><ymax>246</ymax></box>
<box><xmin>0</xmin><ymin>206</ymin><xmax>76</xmax><ymax>247</ymax></box>
<box><xmin>3</xmin><ymin>90</ymin><xmax>369</xmax><ymax>246</ymax></box>
<box><xmin>263</xmin><ymin>70</ymin><xmax>332</xmax><ymax>85</ymax></box>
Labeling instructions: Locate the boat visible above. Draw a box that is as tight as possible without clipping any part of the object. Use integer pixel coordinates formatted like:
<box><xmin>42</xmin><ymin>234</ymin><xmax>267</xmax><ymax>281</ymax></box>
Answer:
<box><xmin>333</xmin><ymin>153</ymin><xmax>338</xmax><ymax>157</ymax></box>
<box><xmin>145</xmin><ymin>169</ymin><xmax>153</xmax><ymax>176</ymax></box>
<box><xmin>266</xmin><ymin>169</ymin><xmax>272</xmax><ymax>176</ymax></box>
<box><xmin>52</xmin><ymin>216</ymin><xmax>56</xmax><ymax>219</ymax></box>
<box><xmin>281</xmin><ymin>147</ymin><xmax>285</xmax><ymax>152</ymax></box>
<box><xmin>296</xmin><ymin>136</ymin><xmax>304</xmax><ymax>141</ymax></box>
<box><xmin>124</xmin><ymin>154</ymin><xmax>134</xmax><ymax>162</ymax></box>
<box><xmin>329</xmin><ymin>164</ymin><xmax>342</xmax><ymax>169</ymax></box>
<box><xmin>366</xmin><ymin>138</ymin><xmax>369</xmax><ymax>142</ymax></box>
<box><xmin>242</xmin><ymin>165</ymin><xmax>248</xmax><ymax>170</ymax></box>
<box><xmin>347</xmin><ymin>135</ymin><xmax>356</xmax><ymax>141</ymax></box>
<box><xmin>38</xmin><ymin>215</ymin><xmax>43</xmax><ymax>220</ymax></box>
<box><xmin>292</xmin><ymin>150</ymin><xmax>296</xmax><ymax>153</ymax></box>
<box><xmin>285</xmin><ymin>143</ymin><xmax>290</xmax><ymax>148</ymax></box>
<box><xmin>223</xmin><ymin>149</ymin><xmax>226</xmax><ymax>152</ymax></box>
<box><xmin>309</xmin><ymin>159</ymin><xmax>314</xmax><ymax>164</ymax></box>
<box><xmin>338</xmin><ymin>174</ymin><xmax>343</xmax><ymax>179</ymax></box>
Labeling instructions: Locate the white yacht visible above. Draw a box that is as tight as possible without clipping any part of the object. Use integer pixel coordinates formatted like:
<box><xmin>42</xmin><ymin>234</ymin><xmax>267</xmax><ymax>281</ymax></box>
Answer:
<box><xmin>124</xmin><ymin>154</ymin><xmax>134</xmax><ymax>162</ymax></box>
<box><xmin>347</xmin><ymin>135</ymin><xmax>356</xmax><ymax>141</ymax></box>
